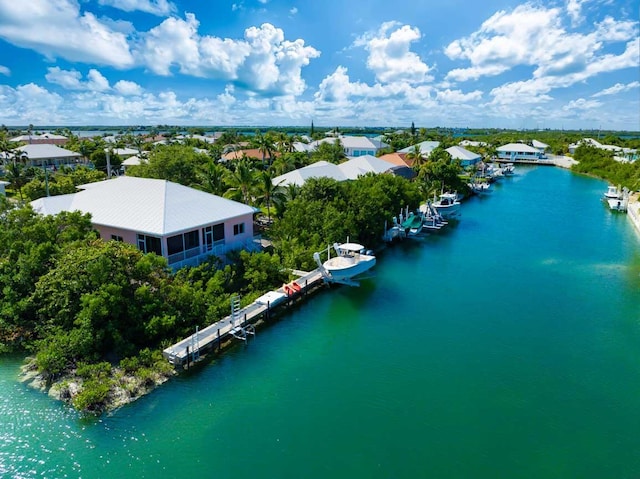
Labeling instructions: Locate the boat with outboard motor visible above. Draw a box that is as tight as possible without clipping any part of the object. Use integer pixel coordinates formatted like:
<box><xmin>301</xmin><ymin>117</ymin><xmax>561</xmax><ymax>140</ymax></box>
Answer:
<box><xmin>313</xmin><ymin>242</ymin><xmax>376</xmax><ymax>283</ymax></box>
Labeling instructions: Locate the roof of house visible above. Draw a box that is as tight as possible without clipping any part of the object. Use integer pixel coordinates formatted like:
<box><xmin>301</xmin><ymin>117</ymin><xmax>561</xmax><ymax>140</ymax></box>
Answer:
<box><xmin>378</xmin><ymin>152</ymin><xmax>410</xmax><ymax>167</ymax></box>
<box><xmin>398</xmin><ymin>141</ymin><xmax>440</xmax><ymax>154</ymax></box>
<box><xmin>445</xmin><ymin>146</ymin><xmax>481</xmax><ymax>161</ymax></box>
<box><xmin>273</xmin><ymin>161</ymin><xmax>347</xmax><ymax>186</ymax></box>
<box><xmin>497</xmin><ymin>143</ymin><xmax>540</xmax><ymax>153</ymax></box>
<box><xmin>11</xmin><ymin>133</ymin><xmax>67</xmax><ymax>142</ymax></box>
<box><xmin>340</xmin><ymin>155</ymin><xmax>394</xmax><ymax>179</ymax></box>
<box><xmin>458</xmin><ymin>139</ymin><xmax>487</xmax><ymax>147</ymax></box>
<box><xmin>273</xmin><ymin>156</ymin><xmax>395</xmax><ymax>187</ymax></box>
<box><xmin>121</xmin><ymin>155</ymin><xmax>145</xmax><ymax>166</ymax></box>
<box><xmin>30</xmin><ymin>177</ymin><xmax>256</xmax><ymax>236</ymax></box>
<box><xmin>221</xmin><ymin>148</ymin><xmax>280</xmax><ymax>161</ymax></box>
<box><xmin>312</xmin><ymin>135</ymin><xmax>384</xmax><ymax>151</ymax></box>
<box><xmin>16</xmin><ymin>144</ymin><xmax>82</xmax><ymax>160</ymax></box>
<box><xmin>107</xmin><ymin>147</ymin><xmax>139</xmax><ymax>157</ymax></box>
<box><xmin>531</xmin><ymin>140</ymin><xmax>549</xmax><ymax>149</ymax></box>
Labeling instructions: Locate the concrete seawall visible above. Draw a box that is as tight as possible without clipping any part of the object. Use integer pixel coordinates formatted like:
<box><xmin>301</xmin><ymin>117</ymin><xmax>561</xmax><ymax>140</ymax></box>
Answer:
<box><xmin>626</xmin><ymin>194</ymin><xmax>640</xmax><ymax>235</ymax></box>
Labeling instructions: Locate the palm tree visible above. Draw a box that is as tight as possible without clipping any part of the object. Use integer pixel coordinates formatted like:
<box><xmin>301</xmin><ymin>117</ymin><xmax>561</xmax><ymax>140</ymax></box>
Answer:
<box><xmin>406</xmin><ymin>145</ymin><xmax>426</xmax><ymax>168</ymax></box>
<box><xmin>194</xmin><ymin>159</ymin><xmax>228</xmax><ymax>196</ymax></box>
<box><xmin>4</xmin><ymin>160</ymin><xmax>27</xmax><ymax>200</ymax></box>
<box><xmin>0</xmin><ymin>133</ymin><xmax>13</xmax><ymax>168</ymax></box>
<box><xmin>225</xmin><ymin>159</ymin><xmax>257</xmax><ymax>205</ymax></box>
<box><xmin>271</xmin><ymin>154</ymin><xmax>297</xmax><ymax>176</ymax></box>
<box><xmin>255</xmin><ymin>131</ymin><xmax>276</xmax><ymax>166</ymax></box>
<box><xmin>255</xmin><ymin>170</ymin><xmax>285</xmax><ymax>223</ymax></box>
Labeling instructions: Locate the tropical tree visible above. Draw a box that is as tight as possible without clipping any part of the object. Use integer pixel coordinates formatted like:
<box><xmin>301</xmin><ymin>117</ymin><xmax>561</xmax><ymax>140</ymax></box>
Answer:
<box><xmin>225</xmin><ymin>159</ymin><xmax>257</xmax><ymax>205</ymax></box>
<box><xmin>194</xmin><ymin>159</ymin><xmax>228</xmax><ymax>196</ymax></box>
<box><xmin>405</xmin><ymin>145</ymin><xmax>426</xmax><ymax>168</ymax></box>
<box><xmin>255</xmin><ymin>170</ymin><xmax>285</xmax><ymax>223</ymax></box>
<box><xmin>255</xmin><ymin>131</ymin><xmax>276</xmax><ymax>165</ymax></box>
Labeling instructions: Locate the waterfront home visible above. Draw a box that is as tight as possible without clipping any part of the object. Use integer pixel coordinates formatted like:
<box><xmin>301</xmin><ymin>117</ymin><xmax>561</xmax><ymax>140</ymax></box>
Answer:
<box><xmin>445</xmin><ymin>146</ymin><xmax>481</xmax><ymax>167</ymax></box>
<box><xmin>2</xmin><ymin>144</ymin><xmax>83</xmax><ymax>168</ymax></box>
<box><xmin>272</xmin><ymin>155</ymin><xmax>398</xmax><ymax>187</ymax></box>
<box><xmin>459</xmin><ymin>139</ymin><xmax>488</xmax><ymax>148</ymax></box>
<box><xmin>532</xmin><ymin>140</ymin><xmax>549</xmax><ymax>156</ymax></box>
<box><xmin>10</xmin><ymin>133</ymin><xmax>68</xmax><ymax>146</ymax></box>
<box><xmin>568</xmin><ymin>138</ymin><xmax>638</xmax><ymax>162</ymax></box>
<box><xmin>30</xmin><ymin>177</ymin><xmax>259</xmax><ymax>269</ymax></box>
<box><xmin>496</xmin><ymin>143</ymin><xmax>544</xmax><ymax>162</ymax></box>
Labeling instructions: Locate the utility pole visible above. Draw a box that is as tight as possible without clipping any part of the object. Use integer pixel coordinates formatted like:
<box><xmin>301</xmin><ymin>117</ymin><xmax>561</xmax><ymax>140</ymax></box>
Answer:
<box><xmin>106</xmin><ymin>148</ymin><xmax>112</xmax><ymax>178</ymax></box>
<box><xmin>42</xmin><ymin>164</ymin><xmax>50</xmax><ymax>197</ymax></box>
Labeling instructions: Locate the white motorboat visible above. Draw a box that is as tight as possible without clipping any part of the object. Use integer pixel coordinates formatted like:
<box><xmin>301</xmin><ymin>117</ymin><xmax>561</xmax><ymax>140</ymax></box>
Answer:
<box><xmin>603</xmin><ymin>185</ymin><xmax>629</xmax><ymax>212</ymax></box>
<box><xmin>468</xmin><ymin>181</ymin><xmax>492</xmax><ymax>195</ymax></box>
<box><xmin>432</xmin><ymin>192</ymin><xmax>461</xmax><ymax>218</ymax></box>
<box><xmin>502</xmin><ymin>163</ymin><xmax>515</xmax><ymax>175</ymax></box>
<box><xmin>314</xmin><ymin>243</ymin><xmax>376</xmax><ymax>283</ymax></box>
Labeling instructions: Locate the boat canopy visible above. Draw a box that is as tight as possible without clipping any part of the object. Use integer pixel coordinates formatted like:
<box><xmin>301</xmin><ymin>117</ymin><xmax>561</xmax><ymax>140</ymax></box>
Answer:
<box><xmin>339</xmin><ymin>243</ymin><xmax>366</xmax><ymax>252</ymax></box>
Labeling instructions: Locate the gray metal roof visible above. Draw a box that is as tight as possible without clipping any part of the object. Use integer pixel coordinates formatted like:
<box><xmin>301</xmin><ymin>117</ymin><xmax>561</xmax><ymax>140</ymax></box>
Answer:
<box><xmin>31</xmin><ymin>177</ymin><xmax>256</xmax><ymax>236</ymax></box>
<box><xmin>445</xmin><ymin>146</ymin><xmax>481</xmax><ymax>161</ymax></box>
<box><xmin>17</xmin><ymin>144</ymin><xmax>82</xmax><ymax>159</ymax></box>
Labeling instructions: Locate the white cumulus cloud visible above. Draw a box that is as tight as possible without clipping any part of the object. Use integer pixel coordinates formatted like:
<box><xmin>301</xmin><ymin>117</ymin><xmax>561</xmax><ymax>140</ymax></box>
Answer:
<box><xmin>0</xmin><ymin>0</ymin><xmax>134</xmax><ymax>68</ymax></box>
<box><xmin>592</xmin><ymin>81</ymin><xmax>640</xmax><ymax>97</ymax></box>
<box><xmin>136</xmin><ymin>17</ymin><xmax>320</xmax><ymax>96</ymax></box>
<box><xmin>114</xmin><ymin>80</ymin><xmax>144</xmax><ymax>96</ymax></box>
<box><xmin>0</xmin><ymin>65</ymin><xmax>11</xmax><ymax>76</ymax></box>
<box><xmin>356</xmin><ymin>22</ymin><xmax>432</xmax><ymax>84</ymax></box>
<box><xmin>45</xmin><ymin>67</ymin><xmax>111</xmax><ymax>92</ymax></box>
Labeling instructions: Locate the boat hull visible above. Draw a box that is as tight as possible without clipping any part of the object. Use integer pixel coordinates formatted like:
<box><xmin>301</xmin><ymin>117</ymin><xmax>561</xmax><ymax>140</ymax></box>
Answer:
<box><xmin>323</xmin><ymin>255</ymin><xmax>376</xmax><ymax>281</ymax></box>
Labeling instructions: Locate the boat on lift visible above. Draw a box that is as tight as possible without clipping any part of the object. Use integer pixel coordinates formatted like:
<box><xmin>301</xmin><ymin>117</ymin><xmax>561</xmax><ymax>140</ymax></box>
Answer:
<box><xmin>431</xmin><ymin>192</ymin><xmax>461</xmax><ymax>219</ymax></box>
<box><xmin>314</xmin><ymin>242</ymin><xmax>376</xmax><ymax>283</ymax></box>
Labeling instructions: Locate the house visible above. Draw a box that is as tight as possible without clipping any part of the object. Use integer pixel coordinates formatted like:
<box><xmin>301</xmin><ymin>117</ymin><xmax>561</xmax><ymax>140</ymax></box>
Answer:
<box><xmin>445</xmin><ymin>146</ymin><xmax>481</xmax><ymax>167</ymax></box>
<box><xmin>221</xmin><ymin>148</ymin><xmax>280</xmax><ymax>162</ymax></box>
<box><xmin>568</xmin><ymin>138</ymin><xmax>638</xmax><ymax>162</ymax></box>
<box><xmin>398</xmin><ymin>141</ymin><xmax>441</xmax><ymax>156</ymax></box>
<box><xmin>121</xmin><ymin>155</ymin><xmax>147</xmax><ymax>173</ymax></box>
<box><xmin>10</xmin><ymin>133</ymin><xmax>68</xmax><ymax>146</ymax></box>
<box><xmin>311</xmin><ymin>136</ymin><xmax>387</xmax><ymax>157</ymax></box>
<box><xmin>30</xmin><ymin>177</ymin><xmax>259</xmax><ymax>269</ymax></box>
<box><xmin>0</xmin><ymin>180</ymin><xmax>9</xmax><ymax>196</ymax></box>
<box><xmin>496</xmin><ymin>143</ymin><xmax>544</xmax><ymax>162</ymax></box>
<box><xmin>378</xmin><ymin>152</ymin><xmax>410</xmax><ymax>167</ymax></box>
<box><xmin>107</xmin><ymin>147</ymin><xmax>140</xmax><ymax>159</ymax></box>
<box><xmin>4</xmin><ymin>144</ymin><xmax>83</xmax><ymax>168</ymax></box>
<box><xmin>459</xmin><ymin>139</ymin><xmax>488</xmax><ymax>148</ymax></box>
<box><xmin>272</xmin><ymin>155</ymin><xmax>398</xmax><ymax>187</ymax></box>
<box><xmin>531</xmin><ymin>140</ymin><xmax>549</xmax><ymax>155</ymax></box>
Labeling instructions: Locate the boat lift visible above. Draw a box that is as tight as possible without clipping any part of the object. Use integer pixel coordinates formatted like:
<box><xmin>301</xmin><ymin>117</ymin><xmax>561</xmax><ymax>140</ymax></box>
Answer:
<box><xmin>230</xmin><ymin>294</ymin><xmax>255</xmax><ymax>341</ymax></box>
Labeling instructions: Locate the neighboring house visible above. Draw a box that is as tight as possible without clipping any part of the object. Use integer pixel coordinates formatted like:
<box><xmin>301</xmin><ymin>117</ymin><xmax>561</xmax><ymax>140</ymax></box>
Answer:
<box><xmin>378</xmin><ymin>152</ymin><xmax>410</xmax><ymax>167</ymax></box>
<box><xmin>311</xmin><ymin>136</ymin><xmax>387</xmax><ymax>157</ymax></box>
<box><xmin>2</xmin><ymin>144</ymin><xmax>83</xmax><ymax>168</ymax></box>
<box><xmin>121</xmin><ymin>155</ymin><xmax>147</xmax><ymax>173</ymax></box>
<box><xmin>496</xmin><ymin>143</ymin><xmax>544</xmax><ymax>161</ymax></box>
<box><xmin>30</xmin><ymin>177</ymin><xmax>259</xmax><ymax>269</ymax></box>
<box><xmin>531</xmin><ymin>140</ymin><xmax>549</xmax><ymax>155</ymax></box>
<box><xmin>11</xmin><ymin>133</ymin><xmax>68</xmax><ymax>146</ymax></box>
<box><xmin>0</xmin><ymin>180</ymin><xmax>9</xmax><ymax>196</ymax></box>
<box><xmin>107</xmin><ymin>147</ymin><xmax>139</xmax><ymax>159</ymax></box>
<box><xmin>398</xmin><ymin>141</ymin><xmax>441</xmax><ymax>157</ymax></box>
<box><xmin>459</xmin><ymin>140</ymin><xmax>488</xmax><ymax>148</ymax></box>
<box><xmin>445</xmin><ymin>146</ymin><xmax>481</xmax><ymax>167</ymax></box>
<box><xmin>568</xmin><ymin>138</ymin><xmax>638</xmax><ymax>162</ymax></box>
<box><xmin>272</xmin><ymin>155</ymin><xmax>397</xmax><ymax>187</ymax></box>
<box><xmin>221</xmin><ymin>148</ymin><xmax>280</xmax><ymax>162</ymax></box>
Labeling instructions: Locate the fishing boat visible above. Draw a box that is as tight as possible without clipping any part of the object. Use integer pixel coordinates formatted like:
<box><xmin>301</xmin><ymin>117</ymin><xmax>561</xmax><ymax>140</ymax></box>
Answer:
<box><xmin>468</xmin><ymin>180</ymin><xmax>492</xmax><ymax>195</ymax></box>
<box><xmin>603</xmin><ymin>185</ymin><xmax>629</xmax><ymax>212</ymax></box>
<box><xmin>314</xmin><ymin>243</ymin><xmax>376</xmax><ymax>283</ymax></box>
<box><xmin>402</xmin><ymin>213</ymin><xmax>424</xmax><ymax>236</ymax></box>
<box><xmin>432</xmin><ymin>192</ymin><xmax>461</xmax><ymax>218</ymax></box>
<box><xmin>502</xmin><ymin>163</ymin><xmax>515</xmax><ymax>175</ymax></box>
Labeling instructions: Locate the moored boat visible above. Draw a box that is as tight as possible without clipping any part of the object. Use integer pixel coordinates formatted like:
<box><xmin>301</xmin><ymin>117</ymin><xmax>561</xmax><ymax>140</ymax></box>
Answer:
<box><xmin>431</xmin><ymin>192</ymin><xmax>461</xmax><ymax>218</ymax></box>
<box><xmin>314</xmin><ymin>242</ymin><xmax>376</xmax><ymax>283</ymax></box>
<box><xmin>402</xmin><ymin>213</ymin><xmax>424</xmax><ymax>236</ymax></box>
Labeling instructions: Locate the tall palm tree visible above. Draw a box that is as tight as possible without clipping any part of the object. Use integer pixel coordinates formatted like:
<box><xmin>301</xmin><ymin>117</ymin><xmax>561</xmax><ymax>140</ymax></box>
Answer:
<box><xmin>406</xmin><ymin>145</ymin><xmax>426</xmax><ymax>168</ymax></box>
<box><xmin>255</xmin><ymin>131</ymin><xmax>276</xmax><ymax>166</ymax></box>
<box><xmin>0</xmin><ymin>133</ymin><xmax>13</xmax><ymax>167</ymax></box>
<box><xmin>271</xmin><ymin>154</ymin><xmax>297</xmax><ymax>176</ymax></box>
<box><xmin>255</xmin><ymin>170</ymin><xmax>285</xmax><ymax>223</ymax></box>
<box><xmin>194</xmin><ymin>159</ymin><xmax>228</xmax><ymax>196</ymax></box>
<box><xmin>225</xmin><ymin>159</ymin><xmax>257</xmax><ymax>205</ymax></box>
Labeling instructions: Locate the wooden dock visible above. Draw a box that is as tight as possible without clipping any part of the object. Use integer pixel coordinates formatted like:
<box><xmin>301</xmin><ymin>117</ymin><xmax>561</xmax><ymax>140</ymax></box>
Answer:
<box><xmin>162</xmin><ymin>268</ymin><xmax>325</xmax><ymax>367</ymax></box>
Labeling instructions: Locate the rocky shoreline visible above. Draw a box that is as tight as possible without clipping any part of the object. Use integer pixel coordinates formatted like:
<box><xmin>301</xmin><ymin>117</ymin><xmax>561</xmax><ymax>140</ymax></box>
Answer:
<box><xmin>18</xmin><ymin>358</ymin><xmax>176</xmax><ymax>414</ymax></box>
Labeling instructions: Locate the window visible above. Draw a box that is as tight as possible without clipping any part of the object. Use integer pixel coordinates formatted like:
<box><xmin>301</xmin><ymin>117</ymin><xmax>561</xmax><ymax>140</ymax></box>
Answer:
<box><xmin>213</xmin><ymin>223</ymin><xmax>224</xmax><ymax>242</ymax></box>
<box><xmin>204</xmin><ymin>223</ymin><xmax>225</xmax><ymax>251</ymax></box>
<box><xmin>111</xmin><ymin>234</ymin><xmax>123</xmax><ymax>242</ymax></box>
<box><xmin>167</xmin><ymin>234</ymin><xmax>183</xmax><ymax>255</ymax></box>
<box><xmin>137</xmin><ymin>234</ymin><xmax>162</xmax><ymax>255</ymax></box>
<box><xmin>184</xmin><ymin>230</ymin><xmax>199</xmax><ymax>250</ymax></box>
<box><xmin>233</xmin><ymin>223</ymin><xmax>245</xmax><ymax>236</ymax></box>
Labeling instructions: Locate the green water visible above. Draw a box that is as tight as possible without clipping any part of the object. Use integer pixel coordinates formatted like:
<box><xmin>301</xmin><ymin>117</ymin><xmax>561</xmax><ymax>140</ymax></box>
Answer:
<box><xmin>2</xmin><ymin>166</ymin><xmax>640</xmax><ymax>478</ymax></box>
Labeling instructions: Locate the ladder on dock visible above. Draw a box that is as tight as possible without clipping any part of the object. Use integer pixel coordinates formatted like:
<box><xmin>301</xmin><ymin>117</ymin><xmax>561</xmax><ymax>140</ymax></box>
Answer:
<box><xmin>230</xmin><ymin>295</ymin><xmax>255</xmax><ymax>341</ymax></box>
<box><xmin>190</xmin><ymin>326</ymin><xmax>200</xmax><ymax>362</ymax></box>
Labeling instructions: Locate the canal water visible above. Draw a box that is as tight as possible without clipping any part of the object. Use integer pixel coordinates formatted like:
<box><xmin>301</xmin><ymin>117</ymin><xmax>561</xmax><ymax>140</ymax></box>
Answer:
<box><xmin>1</xmin><ymin>166</ymin><xmax>639</xmax><ymax>478</ymax></box>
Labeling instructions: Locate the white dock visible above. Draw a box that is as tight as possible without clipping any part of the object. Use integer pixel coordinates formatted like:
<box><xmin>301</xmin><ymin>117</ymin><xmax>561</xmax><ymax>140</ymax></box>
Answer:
<box><xmin>163</xmin><ymin>269</ymin><xmax>325</xmax><ymax>367</ymax></box>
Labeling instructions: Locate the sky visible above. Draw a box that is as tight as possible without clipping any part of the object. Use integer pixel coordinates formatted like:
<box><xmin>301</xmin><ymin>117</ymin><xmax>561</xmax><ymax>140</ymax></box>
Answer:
<box><xmin>0</xmin><ymin>0</ymin><xmax>638</xmax><ymax>130</ymax></box>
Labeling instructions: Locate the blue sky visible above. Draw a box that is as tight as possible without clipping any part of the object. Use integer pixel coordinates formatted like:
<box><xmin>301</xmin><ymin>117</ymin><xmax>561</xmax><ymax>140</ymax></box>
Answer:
<box><xmin>0</xmin><ymin>0</ymin><xmax>638</xmax><ymax>130</ymax></box>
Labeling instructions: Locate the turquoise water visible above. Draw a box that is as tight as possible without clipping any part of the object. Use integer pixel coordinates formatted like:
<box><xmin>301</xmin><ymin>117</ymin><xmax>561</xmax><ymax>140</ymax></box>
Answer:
<box><xmin>2</xmin><ymin>166</ymin><xmax>640</xmax><ymax>478</ymax></box>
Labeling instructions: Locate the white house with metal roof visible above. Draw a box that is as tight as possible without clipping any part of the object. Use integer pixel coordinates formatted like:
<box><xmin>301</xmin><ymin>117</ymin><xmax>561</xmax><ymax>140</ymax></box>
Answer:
<box><xmin>272</xmin><ymin>156</ymin><xmax>396</xmax><ymax>187</ymax></box>
<box><xmin>311</xmin><ymin>136</ymin><xmax>388</xmax><ymax>157</ymax></box>
<box><xmin>30</xmin><ymin>177</ymin><xmax>259</xmax><ymax>269</ymax></box>
<box><xmin>7</xmin><ymin>144</ymin><xmax>83</xmax><ymax>168</ymax></box>
<box><xmin>445</xmin><ymin>146</ymin><xmax>481</xmax><ymax>167</ymax></box>
<box><xmin>399</xmin><ymin>141</ymin><xmax>441</xmax><ymax>156</ymax></box>
<box><xmin>496</xmin><ymin>143</ymin><xmax>544</xmax><ymax>162</ymax></box>
<box><xmin>11</xmin><ymin>133</ymin><xmax>68</xmax><ymax>145</ymax></box>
